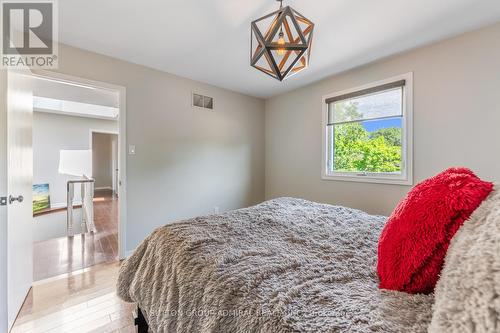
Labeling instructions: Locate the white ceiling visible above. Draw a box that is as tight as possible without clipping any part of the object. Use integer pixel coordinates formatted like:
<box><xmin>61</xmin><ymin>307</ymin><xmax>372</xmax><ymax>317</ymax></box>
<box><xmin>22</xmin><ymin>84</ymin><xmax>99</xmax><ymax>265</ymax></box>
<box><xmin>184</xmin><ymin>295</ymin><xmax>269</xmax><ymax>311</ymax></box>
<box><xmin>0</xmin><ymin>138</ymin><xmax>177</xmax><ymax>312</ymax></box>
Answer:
<box><xmin>59</xmin><ymin>0</ymin><xmax>500</xmax><ymax>98</ymax></box>
<box><xmin>31</xmin><ymin>76</ymin><xmax>119</xmax><ymax>119</ymax></box>
<box><xmin>31</xmin><ymin>76</ymin><xmax>119</xmax><ymax>107</ymax></box>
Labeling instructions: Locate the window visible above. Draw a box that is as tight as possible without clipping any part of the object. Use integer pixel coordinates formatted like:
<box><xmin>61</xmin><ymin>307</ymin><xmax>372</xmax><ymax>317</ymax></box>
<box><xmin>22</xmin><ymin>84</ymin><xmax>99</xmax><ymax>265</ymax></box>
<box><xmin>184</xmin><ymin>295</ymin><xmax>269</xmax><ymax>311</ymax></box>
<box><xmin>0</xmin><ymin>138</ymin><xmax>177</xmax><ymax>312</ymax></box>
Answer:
<box><xmin>322</xmin><ymin>73</ymin><xmax>413</xmax><ymax>185</ymax></box>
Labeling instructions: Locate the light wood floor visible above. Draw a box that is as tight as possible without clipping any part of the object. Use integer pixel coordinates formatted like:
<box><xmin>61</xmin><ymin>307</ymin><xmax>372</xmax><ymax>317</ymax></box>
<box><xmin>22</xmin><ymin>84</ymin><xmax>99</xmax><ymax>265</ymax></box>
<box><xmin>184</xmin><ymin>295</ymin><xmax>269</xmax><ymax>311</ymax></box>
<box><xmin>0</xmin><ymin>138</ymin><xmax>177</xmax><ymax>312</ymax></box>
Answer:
<box><xmin>12</xmin><ymin>261</ymin><xmax>136</xmax><ymax>333</ymax></box>
<box><xmin>34</xmin><ymin>190</ymin><xmax>119</xmax><ymax>281</ymax></box>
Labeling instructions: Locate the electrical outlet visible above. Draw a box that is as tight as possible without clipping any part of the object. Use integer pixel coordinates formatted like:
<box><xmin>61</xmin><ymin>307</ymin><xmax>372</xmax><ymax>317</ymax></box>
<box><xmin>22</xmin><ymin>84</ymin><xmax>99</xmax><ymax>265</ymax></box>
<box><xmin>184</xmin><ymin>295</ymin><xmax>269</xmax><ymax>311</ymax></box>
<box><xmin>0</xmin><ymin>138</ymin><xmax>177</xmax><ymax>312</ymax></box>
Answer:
<box><xmin>214</xmin><ymin>206</ymin><xmax>219</xmax><ymax>214</ymax></box>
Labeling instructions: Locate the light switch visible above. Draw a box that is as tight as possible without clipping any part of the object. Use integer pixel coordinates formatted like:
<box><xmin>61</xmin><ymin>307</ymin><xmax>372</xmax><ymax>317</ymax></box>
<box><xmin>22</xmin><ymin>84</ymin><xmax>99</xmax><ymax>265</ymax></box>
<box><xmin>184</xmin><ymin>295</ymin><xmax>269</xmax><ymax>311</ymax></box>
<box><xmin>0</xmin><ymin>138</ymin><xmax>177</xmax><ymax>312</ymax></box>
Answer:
<box><xmin>128</xmin><ymin>145</ymin><xmax>136</xmax><ymax>155</ymax></box>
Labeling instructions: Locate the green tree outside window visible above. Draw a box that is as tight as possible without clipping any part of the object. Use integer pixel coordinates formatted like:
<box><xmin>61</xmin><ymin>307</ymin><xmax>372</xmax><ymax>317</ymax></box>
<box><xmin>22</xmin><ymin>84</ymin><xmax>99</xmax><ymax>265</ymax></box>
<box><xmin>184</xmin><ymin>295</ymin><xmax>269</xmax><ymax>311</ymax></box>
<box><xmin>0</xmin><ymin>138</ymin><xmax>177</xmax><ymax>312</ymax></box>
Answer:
<box><xmin>332</xmin><ymin>102</ymin><xmax>402</xmax><ymax>173</ymax></box>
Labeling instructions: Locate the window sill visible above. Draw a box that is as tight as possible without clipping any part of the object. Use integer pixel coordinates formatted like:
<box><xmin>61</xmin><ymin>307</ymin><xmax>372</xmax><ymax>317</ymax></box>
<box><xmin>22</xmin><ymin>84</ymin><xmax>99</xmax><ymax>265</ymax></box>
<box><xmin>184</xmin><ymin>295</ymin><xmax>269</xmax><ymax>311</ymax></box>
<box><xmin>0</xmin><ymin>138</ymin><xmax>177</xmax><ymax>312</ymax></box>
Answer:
<box><xmin>322</xmin><ymin>173</ymin><xmax>413</xmax><ymax>186</ymax></box>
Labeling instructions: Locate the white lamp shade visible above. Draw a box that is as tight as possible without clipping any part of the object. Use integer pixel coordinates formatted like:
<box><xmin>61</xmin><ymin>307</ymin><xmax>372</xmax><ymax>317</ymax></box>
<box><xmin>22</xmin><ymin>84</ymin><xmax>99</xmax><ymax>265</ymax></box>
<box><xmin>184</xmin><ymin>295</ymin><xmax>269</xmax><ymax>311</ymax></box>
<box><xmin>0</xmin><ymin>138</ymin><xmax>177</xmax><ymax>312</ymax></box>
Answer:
<box><xmin>58</xmin><ymin>150</ymin><xmax>92</xmax><ymax>177</ymax></box>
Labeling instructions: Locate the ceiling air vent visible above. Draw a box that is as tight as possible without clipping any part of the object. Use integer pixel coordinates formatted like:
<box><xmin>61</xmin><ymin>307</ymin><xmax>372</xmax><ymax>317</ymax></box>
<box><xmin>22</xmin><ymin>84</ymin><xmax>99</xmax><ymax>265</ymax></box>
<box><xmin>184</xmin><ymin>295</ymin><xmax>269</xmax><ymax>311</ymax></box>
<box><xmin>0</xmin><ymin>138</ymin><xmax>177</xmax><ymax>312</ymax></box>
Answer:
<box><xmin>192</xmin><ymin>93</ymin><xmax>214</xmax><ymax>110</ymax></box>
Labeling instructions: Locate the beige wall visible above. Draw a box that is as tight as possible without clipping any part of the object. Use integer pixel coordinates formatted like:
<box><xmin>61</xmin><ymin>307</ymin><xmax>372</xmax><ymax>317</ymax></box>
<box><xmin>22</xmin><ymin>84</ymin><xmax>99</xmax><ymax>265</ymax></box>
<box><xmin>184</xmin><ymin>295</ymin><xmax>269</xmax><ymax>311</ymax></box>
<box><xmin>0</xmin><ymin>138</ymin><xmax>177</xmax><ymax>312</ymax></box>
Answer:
<box><xmin>54</xmin><ymin>44</ymin><xmax>265</xmax><ymax>253</ymax></box>
<box><xmin>265</xmin><ymin>22</ymin><xmax>500</xmax><ymax>216</ymax></box>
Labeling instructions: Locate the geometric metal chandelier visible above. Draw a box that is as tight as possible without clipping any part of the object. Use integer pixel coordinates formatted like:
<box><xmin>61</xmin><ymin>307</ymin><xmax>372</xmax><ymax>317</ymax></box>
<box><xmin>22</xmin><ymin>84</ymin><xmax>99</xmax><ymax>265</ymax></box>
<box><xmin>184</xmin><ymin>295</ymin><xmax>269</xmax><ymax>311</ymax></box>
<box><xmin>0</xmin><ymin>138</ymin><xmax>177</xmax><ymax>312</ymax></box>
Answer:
<box><xmin>250</xmin><ymin>0</ymin><xmax>314</xmax><ymax>81</ymax></box>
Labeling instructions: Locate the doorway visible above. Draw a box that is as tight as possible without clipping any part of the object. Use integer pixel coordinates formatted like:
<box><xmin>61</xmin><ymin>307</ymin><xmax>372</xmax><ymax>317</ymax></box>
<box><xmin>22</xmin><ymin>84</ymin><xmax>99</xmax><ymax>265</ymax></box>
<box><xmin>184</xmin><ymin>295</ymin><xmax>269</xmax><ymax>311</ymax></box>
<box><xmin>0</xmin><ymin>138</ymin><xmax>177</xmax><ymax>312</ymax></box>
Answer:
<box><xmin>1</xmin><ymin>69</ymin><xmax>127</xmax><ymax>331</ymax></box>
<box><xmin>91</xmin><ymin>131</ymin><xmax>119</xmax><ymax>196</ymax></box>
<box><xmin>29</xmin><ymin>71</ymin><xmax>126</xmax><ymax>281</ymax></box>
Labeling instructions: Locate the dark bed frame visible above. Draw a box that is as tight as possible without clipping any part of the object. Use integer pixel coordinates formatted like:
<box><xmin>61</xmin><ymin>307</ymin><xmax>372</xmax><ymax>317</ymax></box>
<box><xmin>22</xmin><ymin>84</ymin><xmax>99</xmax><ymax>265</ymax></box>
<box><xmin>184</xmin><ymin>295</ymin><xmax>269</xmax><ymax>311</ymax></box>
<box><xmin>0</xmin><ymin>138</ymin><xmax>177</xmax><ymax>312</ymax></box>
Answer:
<box><xmin>135</xmin><ymin>306</ymin><xmax>149</xmax><ymax>333</ymax></box>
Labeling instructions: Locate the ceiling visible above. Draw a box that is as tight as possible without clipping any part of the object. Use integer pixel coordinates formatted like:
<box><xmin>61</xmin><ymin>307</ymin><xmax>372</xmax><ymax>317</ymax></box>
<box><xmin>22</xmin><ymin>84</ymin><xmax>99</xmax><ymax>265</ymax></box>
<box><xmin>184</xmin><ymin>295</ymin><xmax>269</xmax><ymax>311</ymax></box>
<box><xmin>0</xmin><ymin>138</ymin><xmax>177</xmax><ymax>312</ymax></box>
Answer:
<box><xmin>31</xmin><ymin>76</ymin><xmax>119</xmax><ymax>119</ymax></box>
<box><xmin>59</xmin><ymin>0</ymin><xmax>500</xmax><ymax>99</ymax></box>
<box><xmin>31</xmin><ymin>76</ymin><xmax>119</xmax><ymax>107</ymax></box>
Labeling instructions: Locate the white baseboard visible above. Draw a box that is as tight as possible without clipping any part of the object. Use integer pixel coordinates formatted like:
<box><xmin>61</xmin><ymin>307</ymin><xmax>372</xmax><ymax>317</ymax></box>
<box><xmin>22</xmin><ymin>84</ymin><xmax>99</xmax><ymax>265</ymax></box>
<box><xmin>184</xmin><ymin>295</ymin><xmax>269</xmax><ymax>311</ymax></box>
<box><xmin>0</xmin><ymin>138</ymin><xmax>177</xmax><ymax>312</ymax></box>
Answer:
<box><xmin>94</xmin><ymin>186</ymin><xmax>113</xmax><ymax>191</ymax></box>
<box><xmin>50</xmin><ymin>201</ymin><xmax>82</xmax><ymax>209</ymax></box>
<box><xmin>124</xmin><ymin>249</ymin><xmax>136</xmax><ymax>258</ymax></box>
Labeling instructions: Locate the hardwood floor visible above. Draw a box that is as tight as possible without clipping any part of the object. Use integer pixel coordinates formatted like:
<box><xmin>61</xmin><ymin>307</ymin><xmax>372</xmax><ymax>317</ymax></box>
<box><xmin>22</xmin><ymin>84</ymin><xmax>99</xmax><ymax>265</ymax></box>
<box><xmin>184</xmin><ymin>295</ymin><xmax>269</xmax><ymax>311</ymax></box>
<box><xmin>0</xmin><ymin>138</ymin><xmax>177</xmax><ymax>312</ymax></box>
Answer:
<box><xmin>11</xmin><ymin>261</ymin><xmax>136</xmax><ymax>333</ymax></box>
<box><xmin>34</xmin><ymin>190</ymin><xmax>119</xmax><ymax>281</ymax></box>
<box><xmin>13</xmin><ymin>192</ymin><xmax>135</xmax><ymax>332</ymax></box>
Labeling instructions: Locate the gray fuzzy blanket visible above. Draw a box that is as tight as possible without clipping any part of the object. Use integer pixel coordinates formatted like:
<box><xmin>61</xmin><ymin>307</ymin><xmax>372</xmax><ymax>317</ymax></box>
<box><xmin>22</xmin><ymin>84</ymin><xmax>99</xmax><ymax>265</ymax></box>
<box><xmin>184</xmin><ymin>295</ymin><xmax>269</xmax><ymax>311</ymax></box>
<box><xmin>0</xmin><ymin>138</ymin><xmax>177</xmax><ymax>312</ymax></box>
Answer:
<box><xmin>117</xmin><ymin>198</ymin><xmax>433</xmax><ymax>332</ymax></box>
<box><xmin>430</xmin><ymin>187</ymin><xmax>500</xmax><ymax>332</ymax></box>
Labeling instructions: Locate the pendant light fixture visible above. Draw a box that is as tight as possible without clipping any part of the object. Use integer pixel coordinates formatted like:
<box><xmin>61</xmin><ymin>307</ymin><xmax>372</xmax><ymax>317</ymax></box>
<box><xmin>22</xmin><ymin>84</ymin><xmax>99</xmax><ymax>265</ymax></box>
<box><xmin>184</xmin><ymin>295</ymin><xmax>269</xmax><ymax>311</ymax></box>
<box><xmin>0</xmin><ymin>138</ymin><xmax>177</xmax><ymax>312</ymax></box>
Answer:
<box><xmin>250</xmin><ymin>0</ymin><xmax>314</xmax><ymax>81</ymax></box>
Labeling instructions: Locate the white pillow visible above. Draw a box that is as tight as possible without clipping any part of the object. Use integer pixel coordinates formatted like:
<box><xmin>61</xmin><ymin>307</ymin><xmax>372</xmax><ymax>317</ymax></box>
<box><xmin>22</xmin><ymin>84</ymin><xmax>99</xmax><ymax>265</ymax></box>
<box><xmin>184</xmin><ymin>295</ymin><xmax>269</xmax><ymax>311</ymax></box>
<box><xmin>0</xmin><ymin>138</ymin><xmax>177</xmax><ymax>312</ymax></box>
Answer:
<box><xmin>429</xmin><ymin>186</ymin><xmax>500</xmax><ymax>332</ymax></box>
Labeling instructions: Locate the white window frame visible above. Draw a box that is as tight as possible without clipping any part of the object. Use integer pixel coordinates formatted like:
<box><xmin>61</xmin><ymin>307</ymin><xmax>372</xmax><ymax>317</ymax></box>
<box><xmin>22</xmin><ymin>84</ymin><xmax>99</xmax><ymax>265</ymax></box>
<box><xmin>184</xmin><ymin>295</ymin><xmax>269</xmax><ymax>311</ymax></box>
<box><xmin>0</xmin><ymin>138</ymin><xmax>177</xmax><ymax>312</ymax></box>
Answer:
<box><xmin>321</xmin><ymin>72</ymin><xmax>413</xmax><ymax>185</ymax></box>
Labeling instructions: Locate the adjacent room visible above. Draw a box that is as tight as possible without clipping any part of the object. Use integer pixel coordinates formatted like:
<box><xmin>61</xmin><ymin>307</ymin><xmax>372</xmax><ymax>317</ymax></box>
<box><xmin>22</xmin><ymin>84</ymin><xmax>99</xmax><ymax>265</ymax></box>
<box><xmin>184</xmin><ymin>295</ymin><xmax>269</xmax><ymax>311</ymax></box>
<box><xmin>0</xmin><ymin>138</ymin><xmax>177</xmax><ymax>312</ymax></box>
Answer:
<box><xmin>1</xmin><ymin>1</ymin><xmax>499</xmax><ymax>332</ymax></box>
<box><xmin>30</xmin><ymin>74</ymin><xmax>122</xmax><ymax>281</ymax></box>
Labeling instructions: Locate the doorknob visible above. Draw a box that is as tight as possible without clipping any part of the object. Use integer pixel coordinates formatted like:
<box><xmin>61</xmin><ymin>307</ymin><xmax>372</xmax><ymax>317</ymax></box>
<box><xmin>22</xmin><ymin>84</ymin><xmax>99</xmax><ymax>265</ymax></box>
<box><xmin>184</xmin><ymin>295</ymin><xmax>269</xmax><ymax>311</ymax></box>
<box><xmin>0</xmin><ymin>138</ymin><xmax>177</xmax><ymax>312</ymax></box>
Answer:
<box><xmin>9</xmin><ymin>195</ymin><xmax>24</xmax><ymax>204</ymax></box>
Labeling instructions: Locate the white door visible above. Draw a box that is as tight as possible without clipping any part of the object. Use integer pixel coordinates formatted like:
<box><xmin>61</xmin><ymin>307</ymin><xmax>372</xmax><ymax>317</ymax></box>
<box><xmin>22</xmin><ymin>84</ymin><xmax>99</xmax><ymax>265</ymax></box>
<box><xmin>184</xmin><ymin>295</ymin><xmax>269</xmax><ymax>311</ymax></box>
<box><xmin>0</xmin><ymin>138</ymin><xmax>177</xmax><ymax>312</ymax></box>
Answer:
<box><xmin>7</xmin><ymin>70</ymin><xmax>33</xmax><ymax>330</ymax></box>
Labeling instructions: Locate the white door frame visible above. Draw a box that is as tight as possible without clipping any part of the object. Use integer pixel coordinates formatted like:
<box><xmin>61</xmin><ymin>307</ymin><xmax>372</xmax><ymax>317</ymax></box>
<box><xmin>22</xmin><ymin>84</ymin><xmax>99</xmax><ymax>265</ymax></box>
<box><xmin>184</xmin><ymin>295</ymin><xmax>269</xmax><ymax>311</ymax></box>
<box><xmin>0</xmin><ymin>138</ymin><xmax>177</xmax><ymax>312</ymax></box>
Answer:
<box><xmin>30</xmin><ymin>69</ymin><xmax>127</xmax><ymax>260</ymax></box>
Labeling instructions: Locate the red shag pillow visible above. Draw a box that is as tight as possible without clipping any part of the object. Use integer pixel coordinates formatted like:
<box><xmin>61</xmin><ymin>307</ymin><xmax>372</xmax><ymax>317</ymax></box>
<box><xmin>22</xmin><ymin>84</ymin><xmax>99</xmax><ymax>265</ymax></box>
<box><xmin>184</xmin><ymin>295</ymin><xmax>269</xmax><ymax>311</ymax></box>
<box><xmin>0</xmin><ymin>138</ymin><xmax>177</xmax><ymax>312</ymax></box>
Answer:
<box><xmin>377</xmin><ymin>167</ymin><xmax>493</xmax><ymax>294</ymax></box>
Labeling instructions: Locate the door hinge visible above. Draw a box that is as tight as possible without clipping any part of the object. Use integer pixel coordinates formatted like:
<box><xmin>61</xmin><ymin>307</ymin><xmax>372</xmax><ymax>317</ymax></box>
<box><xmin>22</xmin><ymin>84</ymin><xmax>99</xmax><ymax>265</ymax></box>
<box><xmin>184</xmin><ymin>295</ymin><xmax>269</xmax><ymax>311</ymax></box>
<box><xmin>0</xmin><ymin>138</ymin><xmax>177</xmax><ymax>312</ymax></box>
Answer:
<box><xmin>0</xmin><ymin>197</ymin><xmax>7</xmax><ymax>206</ymax></box>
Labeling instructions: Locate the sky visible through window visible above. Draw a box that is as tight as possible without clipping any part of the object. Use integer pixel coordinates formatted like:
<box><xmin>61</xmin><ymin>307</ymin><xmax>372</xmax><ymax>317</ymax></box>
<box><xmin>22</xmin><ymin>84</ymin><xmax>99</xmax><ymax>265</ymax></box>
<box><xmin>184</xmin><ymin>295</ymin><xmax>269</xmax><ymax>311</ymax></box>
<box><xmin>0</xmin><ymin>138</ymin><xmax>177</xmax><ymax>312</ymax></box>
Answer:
<box><xmin>362</xmin><ymin>117</ymin><xmax>402</xmax><ymax>132</ymax></box>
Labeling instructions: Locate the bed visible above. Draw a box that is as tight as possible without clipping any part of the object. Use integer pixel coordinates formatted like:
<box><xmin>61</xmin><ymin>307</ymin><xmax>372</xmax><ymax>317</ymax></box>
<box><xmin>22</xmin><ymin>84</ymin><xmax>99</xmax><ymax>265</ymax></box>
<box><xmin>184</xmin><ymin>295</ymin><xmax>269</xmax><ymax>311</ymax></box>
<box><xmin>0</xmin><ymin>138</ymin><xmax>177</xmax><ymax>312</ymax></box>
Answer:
<box><xmin>117</xmin><ymin>198</ymin><xmax>434</xmax><ymax>332</ymax></box>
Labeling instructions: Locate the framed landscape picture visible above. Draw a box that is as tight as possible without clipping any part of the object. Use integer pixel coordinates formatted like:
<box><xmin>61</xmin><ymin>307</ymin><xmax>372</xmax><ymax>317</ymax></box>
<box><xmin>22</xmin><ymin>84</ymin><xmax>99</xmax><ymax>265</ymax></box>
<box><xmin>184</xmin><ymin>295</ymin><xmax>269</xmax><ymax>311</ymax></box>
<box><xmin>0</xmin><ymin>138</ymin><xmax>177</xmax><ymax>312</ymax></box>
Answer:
<box><xmin>33</xmin><ymin>184</ymin><xmax>51</xmax><ymax>214</ymax></box>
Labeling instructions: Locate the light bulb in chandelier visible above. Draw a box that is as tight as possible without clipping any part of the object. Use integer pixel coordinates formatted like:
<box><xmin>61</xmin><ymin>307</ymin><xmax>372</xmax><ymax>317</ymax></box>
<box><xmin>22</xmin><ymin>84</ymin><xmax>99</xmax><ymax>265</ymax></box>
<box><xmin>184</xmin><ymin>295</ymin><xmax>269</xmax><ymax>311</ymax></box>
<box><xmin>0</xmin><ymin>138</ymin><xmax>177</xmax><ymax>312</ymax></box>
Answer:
<box><xmin>277</xmin><ymin>31</ymin><xmax>286</xmax><ymax>56</ymax></box>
